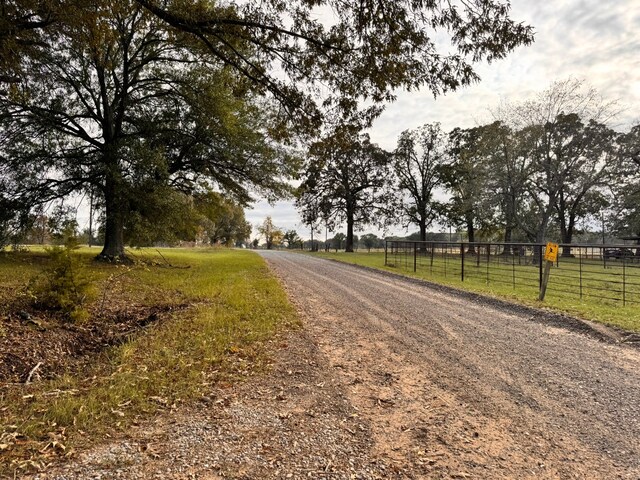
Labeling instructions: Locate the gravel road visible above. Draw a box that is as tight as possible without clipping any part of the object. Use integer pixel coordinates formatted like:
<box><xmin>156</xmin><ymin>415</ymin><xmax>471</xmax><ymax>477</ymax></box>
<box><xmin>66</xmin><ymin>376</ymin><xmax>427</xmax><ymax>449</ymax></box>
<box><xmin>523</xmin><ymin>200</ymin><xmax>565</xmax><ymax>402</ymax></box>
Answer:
<box><xmin>259</xmin><ymin>251</ymin><xmax>640</xmax><ymax>479</ymax></box>
<box><xmin>29</xmin><ymin>251</ymin><xmax>640</xmax><ymax>479</ymax></box>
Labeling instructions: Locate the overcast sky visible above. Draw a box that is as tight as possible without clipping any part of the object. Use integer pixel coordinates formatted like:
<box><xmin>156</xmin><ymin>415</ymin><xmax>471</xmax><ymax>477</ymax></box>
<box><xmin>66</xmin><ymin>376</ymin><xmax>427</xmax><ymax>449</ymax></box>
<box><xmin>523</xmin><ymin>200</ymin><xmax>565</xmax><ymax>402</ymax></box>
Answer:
<box><xmin>246</xmin><ymin>0</ymin><xmax>640</xmax><ymax>241</ymax></box>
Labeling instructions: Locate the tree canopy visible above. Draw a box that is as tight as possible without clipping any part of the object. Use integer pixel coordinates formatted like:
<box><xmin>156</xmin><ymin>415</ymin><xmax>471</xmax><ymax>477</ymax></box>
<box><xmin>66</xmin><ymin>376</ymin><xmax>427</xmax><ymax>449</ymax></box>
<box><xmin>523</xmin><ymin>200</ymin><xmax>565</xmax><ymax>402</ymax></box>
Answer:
<box><xmin>0</xmin><ymin>1</ymin><xmax>292</xmax><ymax>260</ymax></box>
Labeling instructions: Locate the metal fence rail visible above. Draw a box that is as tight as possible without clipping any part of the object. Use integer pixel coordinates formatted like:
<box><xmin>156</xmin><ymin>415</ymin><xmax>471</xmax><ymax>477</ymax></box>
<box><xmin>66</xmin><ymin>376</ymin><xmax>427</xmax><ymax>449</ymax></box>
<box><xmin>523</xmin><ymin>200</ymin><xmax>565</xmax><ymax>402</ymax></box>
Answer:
<box><xmin>384</xmin><ymin>240</ymin><xmax>640</xmax><ymax>306</ymax></box>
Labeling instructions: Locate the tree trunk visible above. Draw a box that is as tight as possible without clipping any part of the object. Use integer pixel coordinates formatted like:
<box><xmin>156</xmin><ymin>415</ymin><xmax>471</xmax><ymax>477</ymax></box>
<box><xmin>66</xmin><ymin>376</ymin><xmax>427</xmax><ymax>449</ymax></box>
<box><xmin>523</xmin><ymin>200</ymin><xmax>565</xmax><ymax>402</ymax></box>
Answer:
<box><xmin>532</xmin><ymin>211</ymin><xmax>552</xmax><ymax>265</ymax></box>
<box><xmin>418</xmin><ymin>219</ymin><xmax>427</xmax><ymax>254</ymax></box>
<box><xmin>346</xmin><ymin>216</ymin><xmax>354</xmax><ymax>252</ymax></box>
<box><xmin>419</xmin><ymin>221</ymin><xmax>427</xmax><ymax>242</ymax></box>
<box><xmin>560</xmin><ymin>215</ymin><xmax>575</xmax><ymax>257</ymax></box>
<box><xmin>501</xmin><ymin>226</ymin><xmax>513</xmax><ymax>255</ymax></box>
<box><xmin>466</xmin><ymin>214</ymin><xmax>476</xmax><ymax>254</ymax></box>
<box><xmin>97</xmin><ymin>170</ymin><xmax>129</xmax><ymax>263</ymax></box>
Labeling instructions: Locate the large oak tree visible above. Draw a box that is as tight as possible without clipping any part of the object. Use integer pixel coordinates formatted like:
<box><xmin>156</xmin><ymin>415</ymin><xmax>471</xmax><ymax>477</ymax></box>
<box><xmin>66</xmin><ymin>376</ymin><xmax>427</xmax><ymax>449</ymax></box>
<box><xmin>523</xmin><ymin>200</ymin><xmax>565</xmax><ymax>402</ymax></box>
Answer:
<box><xmin>1</xmin><ymin>1</ymin><xmax>292</xmax><ymax>260</ymax></box>
<box><xmin>393</xmin><ymin>123</ymin><xmax>447</xmax><ymax>242</ymax></box>
<box><xmin>297</xmin><ymin>126</ymin><xmax>392</xmax><ymax>252</ymax></box>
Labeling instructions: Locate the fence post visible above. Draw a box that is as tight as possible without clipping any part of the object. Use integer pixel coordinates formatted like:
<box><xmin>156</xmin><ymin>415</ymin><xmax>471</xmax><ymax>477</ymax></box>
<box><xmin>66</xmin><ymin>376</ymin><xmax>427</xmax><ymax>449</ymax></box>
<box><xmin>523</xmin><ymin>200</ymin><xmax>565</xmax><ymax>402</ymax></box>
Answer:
<box><xmin>486</xmin><ymin>244</ymin><xmax>490</xmax><ymax>283</ymax></box>
<box><xmin>512</xmin><ymin>248</ymin><xmax>516</xmax><ymax>289</ymax></box>
<box><xmin>579</xmin><ymin>252</ymin><xmax>583</xmax><ymax>299</ymax></box>
<box><xmin>384</xmin><ymin>241</ymin><xmax>388</xmax><ymax>266</ymax></box>
<box><xmin>623</xmin><ymin>259</ymin><xmax>626</xmax><ymax>306</ymax></box>
<box><xmin>444</xmin><ymin>243</ymin><xmax>448</xmax><ymax>277</ymax></box>
<box><xmin>413</xmin><ymin>242</ymin><xmax>417</xmax><ymax>272</ymax></box>
<box><xmin>430</xmin><ymin>242</ymin><xmax>434</xmax><ymax>274</ymax></box>
<box><xmin>538</xmin><ymin>244</ymin><xmax>543</xmax><ymax>289</ymax></box>
<box><xmin>460</xmin><ymin>242</ymin><xmax>465</xmax><ymax>282</ymax></box>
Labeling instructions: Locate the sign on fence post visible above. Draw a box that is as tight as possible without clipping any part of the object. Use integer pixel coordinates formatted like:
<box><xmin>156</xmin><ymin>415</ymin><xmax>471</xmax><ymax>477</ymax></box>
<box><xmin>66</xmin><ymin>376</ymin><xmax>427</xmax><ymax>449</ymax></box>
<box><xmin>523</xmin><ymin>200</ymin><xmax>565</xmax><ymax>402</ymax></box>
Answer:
<box><xmin>539</xmin><ymin>242</ymin><xmax>558</xmax><ymax>301</ymax></box>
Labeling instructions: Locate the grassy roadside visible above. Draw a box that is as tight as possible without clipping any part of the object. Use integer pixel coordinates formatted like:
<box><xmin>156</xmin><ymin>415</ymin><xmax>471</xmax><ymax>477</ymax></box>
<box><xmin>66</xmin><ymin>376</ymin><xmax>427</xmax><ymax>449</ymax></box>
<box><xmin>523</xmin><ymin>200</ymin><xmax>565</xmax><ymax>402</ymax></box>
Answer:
<box><xmin>308</xmin><ymin>251</ymin><xmax>640</xmax><ymax>332</ymax></box>
<box><xmin>0</xmin><ymin>248</ymin><xmax>298</xmax><ymax>475</ymax></box>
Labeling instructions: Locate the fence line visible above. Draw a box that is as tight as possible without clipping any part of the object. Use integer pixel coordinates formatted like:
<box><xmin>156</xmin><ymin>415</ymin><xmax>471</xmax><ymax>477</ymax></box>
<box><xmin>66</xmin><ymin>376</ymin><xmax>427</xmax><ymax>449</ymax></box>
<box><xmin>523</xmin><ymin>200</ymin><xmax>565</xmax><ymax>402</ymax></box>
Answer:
<box><xmin>384</xmin><ymin>240</ymin><xmax>640</xmax><ymax>306</ymax></box>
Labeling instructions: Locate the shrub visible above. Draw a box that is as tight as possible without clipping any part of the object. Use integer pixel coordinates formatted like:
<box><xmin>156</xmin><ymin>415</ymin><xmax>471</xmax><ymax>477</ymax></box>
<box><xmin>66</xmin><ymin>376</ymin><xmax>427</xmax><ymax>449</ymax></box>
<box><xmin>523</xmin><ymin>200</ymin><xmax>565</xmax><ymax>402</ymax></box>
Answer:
<box><xmin>29</xmin><ymin>247</ymin><xmax>96</xmax><ymax>322</ymax></box>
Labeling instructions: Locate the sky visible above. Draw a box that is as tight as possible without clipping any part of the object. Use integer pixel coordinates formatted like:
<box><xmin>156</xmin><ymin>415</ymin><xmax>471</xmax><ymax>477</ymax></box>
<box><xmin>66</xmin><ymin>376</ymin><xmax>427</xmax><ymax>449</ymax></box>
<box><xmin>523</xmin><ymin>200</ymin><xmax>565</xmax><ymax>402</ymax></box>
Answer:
<box><xmin>246</xmin><ymin>0</ymin><xmax>640</xmax><ymax>241</ymax></box>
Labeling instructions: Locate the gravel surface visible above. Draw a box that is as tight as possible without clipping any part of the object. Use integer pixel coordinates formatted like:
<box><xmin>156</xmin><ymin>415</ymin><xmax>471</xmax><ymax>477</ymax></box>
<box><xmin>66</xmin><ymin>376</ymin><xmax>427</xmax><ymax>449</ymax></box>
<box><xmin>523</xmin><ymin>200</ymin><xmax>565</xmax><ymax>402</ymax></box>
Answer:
<box><xmin>28</xmin><ymin>251</ymin><xmax>640</xmax><ymax>479</ymax></box>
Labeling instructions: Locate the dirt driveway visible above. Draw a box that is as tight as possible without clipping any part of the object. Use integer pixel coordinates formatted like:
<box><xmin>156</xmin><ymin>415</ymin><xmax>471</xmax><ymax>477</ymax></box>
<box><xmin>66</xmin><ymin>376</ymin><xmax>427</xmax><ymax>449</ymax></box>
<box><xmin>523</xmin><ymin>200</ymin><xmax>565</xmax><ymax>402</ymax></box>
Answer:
<box><xmin>32</xmin><ymin>252</ymin><xmax>640</xmax><ymax>479</ymax></box>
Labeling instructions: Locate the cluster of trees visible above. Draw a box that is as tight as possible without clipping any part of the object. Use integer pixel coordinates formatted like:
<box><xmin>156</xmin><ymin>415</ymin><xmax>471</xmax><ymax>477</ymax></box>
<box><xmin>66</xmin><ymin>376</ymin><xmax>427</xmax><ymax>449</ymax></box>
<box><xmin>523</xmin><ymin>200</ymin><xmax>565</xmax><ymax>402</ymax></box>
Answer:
<box><xmin>320</xmin><ymin>232</ymin><xmax>385</xmax><ymax>252</ymax></box>
<box><xmin>253</xmin><ymin>217</ymin><xmax>305</xmax><ymax>250</ymax></box>
<box><xmin>253</xmin><ymin>223</ymin><xmax>385</xmax><ymax>252</ymax></box>
<box><xmin>298</xmin><ymin>80</ymin><xmax>640</xmax><ymax>255</ymax></box>
<box><xmin>6</xmin><ymin>191</ymin><xmax>252</xmax><ymax>248</ymax></box>
<box><xmin>0</xmin><ymin>0</ymin><xmax>533</xmax><ymax>260</ymax></box>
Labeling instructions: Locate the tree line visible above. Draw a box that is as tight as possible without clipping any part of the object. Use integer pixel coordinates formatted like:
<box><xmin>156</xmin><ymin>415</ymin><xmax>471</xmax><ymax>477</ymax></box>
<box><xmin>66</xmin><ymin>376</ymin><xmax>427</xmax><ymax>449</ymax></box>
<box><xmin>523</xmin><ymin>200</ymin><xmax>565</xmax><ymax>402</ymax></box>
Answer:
<box><xmin>297</xmin><ymin>79</ymin><xmax>640</xmax><ymax>255</ymax></box>
<box><xmin>0</xmin><ymin>1</ymin><xmax>533</xmax><ymax>259</ymax></box>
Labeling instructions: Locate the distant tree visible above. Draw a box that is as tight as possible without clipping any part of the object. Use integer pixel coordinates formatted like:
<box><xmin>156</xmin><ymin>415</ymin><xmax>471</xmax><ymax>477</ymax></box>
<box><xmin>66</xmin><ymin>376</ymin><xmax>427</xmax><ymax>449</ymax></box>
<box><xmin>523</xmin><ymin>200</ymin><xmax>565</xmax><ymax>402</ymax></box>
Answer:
<box><xmin>482</xmin><ymin>121</ymin><xmax>528</xmax><ymax>245</ymax></box>
<box><xmin>283</xmin><ymin>230</ymin><xmax>302</xmax><ymax>249</ymax></box>
<box><xmin>360</xmin><ymin>233</ymin><xmax>380</xmax><ymax>252</ymax></box>
<box><xmin>610</xmin><ymin>123</ymin><xmax>640</xmax><ymax>244</ymax></box>
<box><xmin>296</xmin><ymin>191</ymin><xmax>322</xmax><ymax>252</ymax></box>
<box><xmin>47</xmin><ymin>204</ymin><xmax>79</xmax><ymax>244</ymax></box>
<box><xmin>257</xmin><ymin>216</ymin><xmax>284</xmax><ymax>250</ymax></box>
<box><xmin>553</xmin><ymin>119</ymin><xmax>617</xmax><ymax>255</ymax></box>
<box><xmin>24</xmin><ymin>212</ymin><xmax>50</xmax><ymax>245</ymax></box>
<box><xmin>297</xmin><ymin>126</ymin><xmax>392</xmax><ymax>252</ymax></box>
<box><xmin>297</xmin><ymin>125</ymin><xmax>391</xmax><ymax>252</ymax></box>
<box><xmin>393</xmin><ymin>123</ymin><xmax>447</xmax><ymax>242</ymax></box>
<box><xmin>441</xmin><ymin>125</ymin><xmax>494</xmax><ymax>250</ymax></box>
<box><xmin>330</xmin><ymin>232</ymin><xmax>347</xmax><ymax>252</ymax></box>
<box><xmin>194</xmin><ymin>192</ymin><xmax>251</xmax><ymax>246</ymax></box>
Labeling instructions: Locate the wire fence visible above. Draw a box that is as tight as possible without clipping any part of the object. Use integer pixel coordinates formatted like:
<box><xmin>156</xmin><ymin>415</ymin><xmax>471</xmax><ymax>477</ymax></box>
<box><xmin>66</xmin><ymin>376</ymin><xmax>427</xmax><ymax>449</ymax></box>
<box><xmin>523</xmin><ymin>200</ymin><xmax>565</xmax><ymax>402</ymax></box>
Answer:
<box><xmin>384</xmin><ymin>240</ymin><xmax>640</xmax><ymax>306</ymax></box>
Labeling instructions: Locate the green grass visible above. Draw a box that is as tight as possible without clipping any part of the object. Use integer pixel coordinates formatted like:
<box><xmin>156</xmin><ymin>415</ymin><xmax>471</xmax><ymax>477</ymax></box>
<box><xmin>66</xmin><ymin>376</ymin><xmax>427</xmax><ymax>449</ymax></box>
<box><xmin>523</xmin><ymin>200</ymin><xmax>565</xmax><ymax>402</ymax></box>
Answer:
<box><xmin>309</xmin><ymin>251</ymin><xmax>640</xmax><ymax>332</ymax></box>
<box><xmin>0</xmin><ymin>247</ymin><xmax>298</xmax><ymax>474</ymax></box>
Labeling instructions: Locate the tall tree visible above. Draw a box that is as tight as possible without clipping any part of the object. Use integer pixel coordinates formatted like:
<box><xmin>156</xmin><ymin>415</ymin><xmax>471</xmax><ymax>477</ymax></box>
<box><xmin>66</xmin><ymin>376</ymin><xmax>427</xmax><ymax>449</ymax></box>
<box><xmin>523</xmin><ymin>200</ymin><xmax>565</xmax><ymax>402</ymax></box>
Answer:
<box><xmin>393</xmin><ymin>123</ymin><xmax>446</xmax><ymax>242</ymax></box>
<box><xmin>194</xmin><ymin>191</ymin><xmax>251</xmax><ymax>246</ymax></box>
<box><xmin>610</xmin><ymin>123</ymin><xmax>640</xmax><ymax>244</ymax></box>
<box><xmin>441</xmin><ymin>125</ymin><xmax>494</xmax><ymax>249</ymax></box>
<box><xmin>297</xmin><ymin>126</ymin><xmax>392</xmax><ymax>252</ymax></box>
<box><xmin>282</xmin><ymin>230</ymin><xmax>302</xmax><ymax>249</ymax></box>
<box><xmin>257</xmin><ymin>216</ymin><xmax>283</xmax><ymax>250</ymax></box>
<box><xmin>0</xmin><ymin>1</ymin><xmax>291</xmax><ymax>261</ymax></box>
<box><xmin>553</xmin><ymin>118</ymin><xmax>617</xmax><ymax>255</ymax></box>
<box><xmin>360</xmin><ymin>233</ymin><xmax>381</xmax><ymax>252</ymax></box>
<box><xmin>482</xmin><ymin>121</ymin><xmax>528</xmax><ymax>245</ymax></box>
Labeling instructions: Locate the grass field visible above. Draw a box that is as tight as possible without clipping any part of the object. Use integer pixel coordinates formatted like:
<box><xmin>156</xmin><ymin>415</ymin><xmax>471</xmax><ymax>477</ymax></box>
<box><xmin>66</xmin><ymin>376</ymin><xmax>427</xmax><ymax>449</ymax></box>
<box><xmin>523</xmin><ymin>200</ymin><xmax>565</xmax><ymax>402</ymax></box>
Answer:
<box><xmin>0</xmin><ymin>247</ymin><xmax>298</xmax><ymax>474</ymax></box>
<box><xmin>310</xmin><ymin>251</ymin><xmax>640</xmax><ymax>332</ymax></box>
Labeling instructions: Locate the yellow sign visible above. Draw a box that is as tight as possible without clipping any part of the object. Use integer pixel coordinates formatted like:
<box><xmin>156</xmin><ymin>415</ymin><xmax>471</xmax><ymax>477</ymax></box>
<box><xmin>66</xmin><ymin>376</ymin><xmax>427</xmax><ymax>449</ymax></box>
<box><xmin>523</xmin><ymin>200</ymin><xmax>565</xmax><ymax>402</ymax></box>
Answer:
<box><xmin>544</xmin><ymin>242</ymin><xmax>559</xmax><ymax>263</ymax></box>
